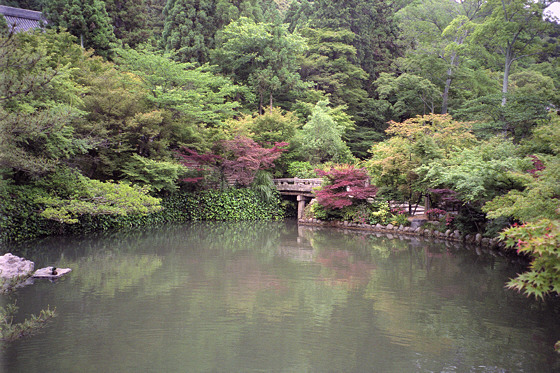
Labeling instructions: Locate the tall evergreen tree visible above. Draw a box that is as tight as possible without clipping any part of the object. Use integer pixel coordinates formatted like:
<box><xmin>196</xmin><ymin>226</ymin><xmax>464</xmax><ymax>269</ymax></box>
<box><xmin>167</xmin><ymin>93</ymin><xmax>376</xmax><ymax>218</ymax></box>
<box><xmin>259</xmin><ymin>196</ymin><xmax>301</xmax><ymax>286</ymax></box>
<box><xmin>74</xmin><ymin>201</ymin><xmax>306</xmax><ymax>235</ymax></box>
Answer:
<box><xmin>146</xmin><ymin>0</ymin><xmax>167</xmax><ymax>45</ymax></box>
<box><xmin>43</xmin><ymin>0</ymin><xmax>116</xmax><ymax>58</ymax></box>
<box><xmin>213</xmin><ymin>17</ymin><xmax>306</xmax><ymax>113</ymax></box>
<box><xmin>162</xmin><ymin>0</ymin><xmax>216</xmax><ymax>63</ymax></box>
<box><xmin>105</xmin><ymin>0</ymin><xmax>150</xmax><ymax>48</ymax></box>
<box><xmin>310</xmin><ymin>0</ymin><xmax>401</xmax><ymax>84</ymax></box>
<box><xmin>298</xmin><ymin>27</ymin><xmax>368</xmax><ymax>116</ymax></box>
<box><xmin>162</xmin><ymin>0</ymin><xmax>265</xmax><ymax>64</ymax></box>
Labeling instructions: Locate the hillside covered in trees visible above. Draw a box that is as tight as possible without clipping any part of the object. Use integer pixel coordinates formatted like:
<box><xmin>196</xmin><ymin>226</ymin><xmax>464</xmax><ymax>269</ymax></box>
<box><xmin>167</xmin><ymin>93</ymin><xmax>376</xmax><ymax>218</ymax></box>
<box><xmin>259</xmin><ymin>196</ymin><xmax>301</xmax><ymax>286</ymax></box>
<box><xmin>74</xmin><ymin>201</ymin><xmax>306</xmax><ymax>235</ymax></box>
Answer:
<box><xmin>1</xmin><ymin>0</ymin><xmax>559</xmax><ymax>299</ymax></box>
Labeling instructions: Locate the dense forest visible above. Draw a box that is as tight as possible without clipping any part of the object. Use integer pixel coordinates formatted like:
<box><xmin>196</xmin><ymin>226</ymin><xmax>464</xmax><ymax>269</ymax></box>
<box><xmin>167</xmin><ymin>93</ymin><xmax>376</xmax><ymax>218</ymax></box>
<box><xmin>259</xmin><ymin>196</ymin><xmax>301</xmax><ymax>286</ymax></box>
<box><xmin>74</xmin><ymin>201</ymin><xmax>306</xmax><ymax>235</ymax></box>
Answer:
<box><xmin>0</xmin><ymin>0</ymin><xmax>559</xmax><ymax>299</ymax></box>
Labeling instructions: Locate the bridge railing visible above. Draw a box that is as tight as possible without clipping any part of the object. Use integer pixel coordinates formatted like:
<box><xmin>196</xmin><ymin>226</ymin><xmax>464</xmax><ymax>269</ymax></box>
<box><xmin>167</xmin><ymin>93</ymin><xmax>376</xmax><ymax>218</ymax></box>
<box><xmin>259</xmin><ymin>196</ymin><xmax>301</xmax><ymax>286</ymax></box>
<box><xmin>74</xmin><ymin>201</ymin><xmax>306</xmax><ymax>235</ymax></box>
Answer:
<box><xmin>273</xmin><ymin>178</ymin><xmax>323</xmax><ymax>193</ymax></box>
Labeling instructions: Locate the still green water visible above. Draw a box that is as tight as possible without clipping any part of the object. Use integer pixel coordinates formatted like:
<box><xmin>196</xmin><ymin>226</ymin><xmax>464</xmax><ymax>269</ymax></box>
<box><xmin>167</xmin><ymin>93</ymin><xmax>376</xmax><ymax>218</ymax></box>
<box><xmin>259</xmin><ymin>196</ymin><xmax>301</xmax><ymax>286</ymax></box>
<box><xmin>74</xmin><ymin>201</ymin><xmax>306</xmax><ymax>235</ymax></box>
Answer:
<box><xmin>1</xmin><ymin>221</ymin><xmax>559</xmax><ymax>372</ymax></box>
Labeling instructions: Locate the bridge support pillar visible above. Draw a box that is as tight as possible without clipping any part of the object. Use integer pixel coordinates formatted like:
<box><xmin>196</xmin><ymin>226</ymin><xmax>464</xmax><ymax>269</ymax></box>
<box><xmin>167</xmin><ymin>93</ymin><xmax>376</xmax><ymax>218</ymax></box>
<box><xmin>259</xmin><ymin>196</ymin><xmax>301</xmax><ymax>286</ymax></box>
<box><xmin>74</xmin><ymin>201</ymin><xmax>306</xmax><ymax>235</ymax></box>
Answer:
<box><xmin>297</xmin><ymin>194</ymin><xmax>306</xmax><ymax>220</ymax></box>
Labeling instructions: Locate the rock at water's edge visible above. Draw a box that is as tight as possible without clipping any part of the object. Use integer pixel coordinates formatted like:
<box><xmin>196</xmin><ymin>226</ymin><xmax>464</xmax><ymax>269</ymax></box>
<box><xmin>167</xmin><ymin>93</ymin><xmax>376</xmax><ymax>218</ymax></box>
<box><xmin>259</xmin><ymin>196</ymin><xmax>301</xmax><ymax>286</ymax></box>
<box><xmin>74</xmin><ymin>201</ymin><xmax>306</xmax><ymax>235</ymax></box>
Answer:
<box><xmin>0</xmin><ymin>253</ymin><xmax>34</xmax><ymax>279</ymax></box>
<box><xmin>33</xmin><ymin>267</ymin><xmax>72</xmax><ymax>279</ymax></box>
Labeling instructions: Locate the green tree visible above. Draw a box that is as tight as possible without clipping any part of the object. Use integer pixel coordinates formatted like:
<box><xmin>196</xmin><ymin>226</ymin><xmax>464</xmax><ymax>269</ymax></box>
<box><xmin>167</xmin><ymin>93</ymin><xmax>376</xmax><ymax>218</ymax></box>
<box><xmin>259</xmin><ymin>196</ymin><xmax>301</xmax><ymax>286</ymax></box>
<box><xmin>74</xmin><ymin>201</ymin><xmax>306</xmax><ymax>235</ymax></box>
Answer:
<box><xmin>298</xmin><ymin>27</ymin><xmax>368</xmax><ymax>116</ymax></box>
<box><xmin>298</xmin><ymin>100</ymin><xmax>353</xmax><ymax>164</ymax></box>
<box><xmin>309</xmin><ymin>0</ymin><xmax>401</xmax><ymax>82</ymax></box>
<box><xmin>115</xmin><ymin>46</ymin><xmax>248</xmax><ymax>139</ymax></box>
<box><xmin>396</xmin><ymin>0</ymin><xmax>484</xmax><ymax>114</ymax></box>
<box><xmin>213</xmin><ymin>17</ymin><xmax>307</xmax><ymax>114</ymax></box>
<box><xmin>43</xmin><ymin>0</ymin><xmax>116</xmax><ymax>58</ymax></box>
<box><xmin>145</xmin><ymin>0</ymin><xmax>167</xmax><ymax>45</ymax></box>
<box><xmin>365</xmin><ymin>114</ymin><xmax>476</xmax><ymax>201</ymax></box>
<box><xmin>418</xmin><ymin>138</ymin><xmax>527</xmax><ymax>204</ymax></box>
<box><xmin>162</xmin><ymin>0</ymin><xmax>265</xmax><ymax>64</ymax></box>
<box><xmin>471</xmin><ymin>0</ymin><xmax>553</xmax><ymax>107</ymax></box>
<box><xmin>35</xmin><ymin>168</ymin><xmax>162</xmax><ymax>224</ymax></box>
<box><xmin>0</xmin><ymin>0</ymin><xmax>42</xmax><ymax>10</ymax></box>
<box><xmin>227</xmin><ymin>107</ymin><xmax>301</xmax><ymax>146</ymax></box>
<box><xmin>483</xmin><ymin>116</ymin><xmax>560</xmax><ymax>222</ymax></box>
<box><xmin>375</xmin><ymin>72</ymin><xmax>442</xmax><ymax>120</ymax></box>
<box><xmin>162</xmin><ymin>0</ymin><xmax>216</xmax><ymax>63</ymax></box>
<box><xmin>77</xmin><ymin>59</ymin><xmax>175</xmax><ymax>180</ymax></box>
<box><xmin>0</xmin><ymin>31</ymin><xmax>89</xmax><ymax>181</ymax></box>
<box><xmin>105</xmin><ymin>0</ymin><xmax>151</xmax><ymax>48</ymax></box>
<box><xmin>499</xmin><ymin>219</ymin><xmax>560</xmax><ymax>299</ymax></box>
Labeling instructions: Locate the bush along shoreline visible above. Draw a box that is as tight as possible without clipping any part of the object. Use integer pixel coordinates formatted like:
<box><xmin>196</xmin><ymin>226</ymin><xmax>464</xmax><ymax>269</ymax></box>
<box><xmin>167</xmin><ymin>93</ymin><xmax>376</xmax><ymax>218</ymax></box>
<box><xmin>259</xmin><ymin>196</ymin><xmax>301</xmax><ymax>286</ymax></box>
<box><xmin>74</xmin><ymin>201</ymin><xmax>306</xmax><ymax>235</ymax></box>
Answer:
<box><xmin>0</xmin><ymin>189</ymin><xmax>285</xmax><ymax>244</ymax></box>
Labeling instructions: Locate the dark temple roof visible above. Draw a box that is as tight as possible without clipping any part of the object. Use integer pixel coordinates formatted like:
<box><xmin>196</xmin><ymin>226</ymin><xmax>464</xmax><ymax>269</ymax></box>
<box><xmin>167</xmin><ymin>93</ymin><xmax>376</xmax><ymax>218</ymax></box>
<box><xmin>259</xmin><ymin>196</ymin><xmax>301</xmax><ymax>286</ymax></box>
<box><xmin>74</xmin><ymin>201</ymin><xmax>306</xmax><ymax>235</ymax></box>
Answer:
<box><xmin>0</xmin><ymin>5</ymin><xmax>47</xmax><ymax>33</ymax></box>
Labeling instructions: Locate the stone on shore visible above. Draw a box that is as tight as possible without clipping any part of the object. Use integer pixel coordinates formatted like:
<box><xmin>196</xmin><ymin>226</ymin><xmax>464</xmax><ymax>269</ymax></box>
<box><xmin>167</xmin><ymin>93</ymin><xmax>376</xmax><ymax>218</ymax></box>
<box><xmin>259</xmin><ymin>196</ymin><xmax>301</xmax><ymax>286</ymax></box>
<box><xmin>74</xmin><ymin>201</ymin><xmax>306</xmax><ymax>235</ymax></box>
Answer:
<box><xmin>0</xmin><ymin>253</ymin><xmax>34</xmax><ymax>279</ymax></box>
<box><xmin>33</xmin><ymin>266</ymin><xmax>72</xmax><ymax>279</ymax></box>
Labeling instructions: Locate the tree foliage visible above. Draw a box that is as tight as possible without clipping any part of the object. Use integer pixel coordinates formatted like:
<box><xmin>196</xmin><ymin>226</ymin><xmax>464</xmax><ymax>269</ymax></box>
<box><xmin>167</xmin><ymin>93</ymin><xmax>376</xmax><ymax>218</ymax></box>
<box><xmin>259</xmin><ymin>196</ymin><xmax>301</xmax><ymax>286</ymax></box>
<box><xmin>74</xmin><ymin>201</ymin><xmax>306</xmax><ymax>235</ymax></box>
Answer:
<box><xmin>298</xmin><ymin>27</ymin><xmax>368</xmax><ymax>116</ymax></box>
<box><xmin>315</xmin><ymin>165</ymin><xmax>377</xmax><ymax>210</ymax></box>
<box><xmin>43</xmin><ymin>0</ymin><xmax>116</xmax><ymax>58</ymax></box>
<box><xmin>213</xmin><ymin>17</ymin><xmax>307</xmax><ymax>113</ymax></box>
<box><xmin>35</xmin><ymin>168</ymin><xmax>162</xmax><ymax>224</ymax></box>
<box><xmin>298</xmin><ymin>100</ymin><xmax>354</xmax><ymax>164</ymax></box>
<box><xmin>419</xmin><ymin>138</ymin><xmax>527</xmax><ymax>203</ymax></box>
<box><xmin>500</xmin><ymin>219</ymin><xmax>560</xmax><ymax>299</ymax></box>
<box><xmin>221</xmin><ymin>136</ymin><xmax>287</xmax><ymax>186</ymax></box>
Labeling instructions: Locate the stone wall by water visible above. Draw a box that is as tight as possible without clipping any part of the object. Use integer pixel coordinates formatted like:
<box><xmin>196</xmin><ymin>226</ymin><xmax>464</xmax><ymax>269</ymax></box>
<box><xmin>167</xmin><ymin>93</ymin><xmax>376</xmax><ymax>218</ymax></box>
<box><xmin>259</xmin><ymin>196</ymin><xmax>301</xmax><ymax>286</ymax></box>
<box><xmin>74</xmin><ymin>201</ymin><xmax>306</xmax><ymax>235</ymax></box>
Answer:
<box><xmin>298</xmin><ymin>218</ymin><xmax>504</xmax><ymax>250</ymax></box>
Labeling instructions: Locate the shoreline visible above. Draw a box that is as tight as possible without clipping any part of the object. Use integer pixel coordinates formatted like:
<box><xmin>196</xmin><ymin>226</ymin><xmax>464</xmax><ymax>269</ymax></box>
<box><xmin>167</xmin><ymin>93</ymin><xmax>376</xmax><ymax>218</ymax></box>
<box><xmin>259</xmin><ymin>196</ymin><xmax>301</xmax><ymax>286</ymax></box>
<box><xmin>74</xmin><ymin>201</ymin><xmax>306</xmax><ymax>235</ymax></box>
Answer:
<box><xmin>298</xmin><ymin>218</ymin><xmax>506</xmax><ymax>251</ymax></box>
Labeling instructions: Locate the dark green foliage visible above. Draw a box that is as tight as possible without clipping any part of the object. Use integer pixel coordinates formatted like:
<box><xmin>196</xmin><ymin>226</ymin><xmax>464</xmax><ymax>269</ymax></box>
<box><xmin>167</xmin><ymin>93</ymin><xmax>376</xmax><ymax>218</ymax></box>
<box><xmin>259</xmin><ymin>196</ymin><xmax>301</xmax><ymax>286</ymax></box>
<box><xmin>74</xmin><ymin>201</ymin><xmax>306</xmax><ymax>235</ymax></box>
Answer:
<box><xmin>43</xmin><ymin>0</ymin><xmax>116</xmax><ymax>58</ymax></box>
<box><xmin>309</xmin><ymin>0</ymin><xmax>401</xmax><ymax>82</ymax></box>
<box><xmin>298</xmin><ymin>27</ymin><xmax>368</xmax><ymax>116</ymax></box>
<box><xmin>455</xmin><ymin>93</ymin><xmax>551</xmax><ymax>140</ymax></box>
<box><xmin>453</xmin><ymin>204</ymin><xmax>487</xmax><ymax>234</ymax></box>
<box><xmin>213</xmin><ymin>17</ymin><xmax>307</xmax><ymax>113</ymax></box>
<box><xmin>0</xmin><ymin>13</ymin><xmax>7</xmax><ymax>35</ymax></box>
<box><xmin>0</xmin><ymin>184</ymin><xmax>60</xmax><ymax>242</ymax></box>
<box><xmin>162</xmin><ymin>0</ymin><xmax>266</xmax><ymax>64</ymax></box>
<box><xmin>184</xmin><ymin>188</ymin><xmax>284</xmax><ymax>221</ymax></box>
<box><xmin>162</xmin><ymin>0</ymin><xmax>216</xmax><ymax>63</ymax></box>
<box><xmin>0</xmin><ymin>0</ymin><xmax>42</xmax><ymax>10</ymax></box>
<box><xmin>0</xmin><ymin>188</ymin><xmax>284</xmax><ymax>242</ymax></box>
<box><xmin>105</xmin><ymin>0</ymin><xmax>151</xmax><ymax>48</ymax></box>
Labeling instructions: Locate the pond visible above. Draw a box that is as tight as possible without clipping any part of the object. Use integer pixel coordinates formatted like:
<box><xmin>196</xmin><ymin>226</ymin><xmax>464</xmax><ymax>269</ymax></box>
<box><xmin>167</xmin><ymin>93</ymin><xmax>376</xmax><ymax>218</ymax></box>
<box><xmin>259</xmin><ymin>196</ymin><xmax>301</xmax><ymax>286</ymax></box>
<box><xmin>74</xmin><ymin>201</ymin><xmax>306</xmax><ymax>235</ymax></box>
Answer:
<box><xmin>1</xmin><ymin>221</ymin><xmax>559</xmax><ymax>372</ymax></box>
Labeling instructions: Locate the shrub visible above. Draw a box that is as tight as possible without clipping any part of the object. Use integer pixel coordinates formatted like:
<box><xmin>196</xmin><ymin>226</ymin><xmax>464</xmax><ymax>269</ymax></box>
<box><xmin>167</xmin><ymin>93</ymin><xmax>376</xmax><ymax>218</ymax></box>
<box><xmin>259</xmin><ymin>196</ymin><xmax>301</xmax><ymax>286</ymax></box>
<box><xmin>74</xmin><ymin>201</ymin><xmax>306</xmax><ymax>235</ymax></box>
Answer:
<box><xmin>315</xmin><ymin>165</ymin><xmax>377</xmax><ymax>210</ymax></box>
<box><xmin>500</xmin><ymin>219</ymin><xmax>560</xmax><ymax>299</ymax></box>
<box><xmin>287</xmin><ymin>161</ymin><xmax>318</xmax><ymax>178</ymax></box>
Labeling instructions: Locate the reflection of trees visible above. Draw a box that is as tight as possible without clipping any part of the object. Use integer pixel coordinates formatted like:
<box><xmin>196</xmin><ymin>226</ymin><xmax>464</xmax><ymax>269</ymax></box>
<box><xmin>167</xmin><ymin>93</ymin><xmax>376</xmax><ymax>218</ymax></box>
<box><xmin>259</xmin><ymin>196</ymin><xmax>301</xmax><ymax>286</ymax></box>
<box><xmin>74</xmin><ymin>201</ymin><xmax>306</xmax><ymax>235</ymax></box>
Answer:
<box><xmin>58</xmin><ymin>253</ymin><xmax>162</xmax><ymax>297</ymax></box>
<box><xmin>299</xmin><ymin>226</ymin><xmax>560</xmax><ymax>370</ymax></box>
<box><xmin>363</xmin><ymin>242</ymin><xmax>559</xmax><ymax>369</ymax></box>
<box><xmin>4</xmin><ymin>222</ymin><xmax>560</xmax><ymax>372</ymax></box>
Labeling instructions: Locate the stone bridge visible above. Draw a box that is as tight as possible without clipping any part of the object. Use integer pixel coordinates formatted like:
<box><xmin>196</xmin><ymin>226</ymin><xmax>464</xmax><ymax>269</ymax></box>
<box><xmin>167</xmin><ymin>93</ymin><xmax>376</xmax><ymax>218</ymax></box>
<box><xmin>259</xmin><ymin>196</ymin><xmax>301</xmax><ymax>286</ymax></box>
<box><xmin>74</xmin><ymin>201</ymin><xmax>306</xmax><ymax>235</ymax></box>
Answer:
<box><xmin>273</xmin><ymin>178</ymin><xmax>322</xmax><ymax>219</ymax></box>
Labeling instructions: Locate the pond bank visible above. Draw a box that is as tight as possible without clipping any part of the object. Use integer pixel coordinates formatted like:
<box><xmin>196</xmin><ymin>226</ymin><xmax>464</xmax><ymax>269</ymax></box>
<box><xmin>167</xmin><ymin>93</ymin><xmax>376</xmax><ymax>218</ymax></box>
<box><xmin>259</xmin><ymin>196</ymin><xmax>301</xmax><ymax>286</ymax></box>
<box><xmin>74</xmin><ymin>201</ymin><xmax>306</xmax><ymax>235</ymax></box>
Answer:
<box><xmin>298</xmin><ymin>217</ymin><xmax>506</xmax><ymax>252</ymax></box>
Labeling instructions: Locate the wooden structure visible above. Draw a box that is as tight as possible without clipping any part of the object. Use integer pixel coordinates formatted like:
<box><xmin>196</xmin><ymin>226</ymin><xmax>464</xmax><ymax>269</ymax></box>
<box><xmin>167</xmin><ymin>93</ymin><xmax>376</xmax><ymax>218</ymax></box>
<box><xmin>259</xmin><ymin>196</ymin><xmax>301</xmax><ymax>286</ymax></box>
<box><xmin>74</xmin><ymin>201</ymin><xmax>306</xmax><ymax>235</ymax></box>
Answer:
<box><xmin>0</xmin><ymin>5</ymin><xmax>47</xmax><ymax>33</ymax></box>
<box><xmin>273</xmin><ymin>178</ymin><xmax>322</xmax><ymax>219</ymax></box>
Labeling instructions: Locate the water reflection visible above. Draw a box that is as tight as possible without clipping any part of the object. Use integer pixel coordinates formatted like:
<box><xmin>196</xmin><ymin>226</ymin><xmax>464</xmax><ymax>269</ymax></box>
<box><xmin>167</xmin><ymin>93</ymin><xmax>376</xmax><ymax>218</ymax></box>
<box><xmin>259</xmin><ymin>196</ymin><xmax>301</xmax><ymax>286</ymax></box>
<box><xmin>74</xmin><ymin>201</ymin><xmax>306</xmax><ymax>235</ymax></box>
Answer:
<box><xmin>2</xmin><ymin>221</ymin><xmax>559</xmax><ymax>372</ymax></box>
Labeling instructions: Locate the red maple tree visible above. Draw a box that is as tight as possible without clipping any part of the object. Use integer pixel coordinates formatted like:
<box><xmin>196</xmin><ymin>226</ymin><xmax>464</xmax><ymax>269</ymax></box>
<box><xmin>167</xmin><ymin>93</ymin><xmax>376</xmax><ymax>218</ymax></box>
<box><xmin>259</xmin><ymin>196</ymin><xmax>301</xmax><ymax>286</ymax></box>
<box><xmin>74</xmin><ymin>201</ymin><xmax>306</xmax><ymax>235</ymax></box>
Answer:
<box><xmin>221</xmin><ymin>136</ymin><xmax>288</xmax><ymax>186</ymax></box>
<box><xmin>178</xmin><ymin>136</ymin><xmax>288</xmax><ymax>187</ymax></box>
<box><xmin>315</xmin><ymin>166</ymin><xmax>377</xmax><ymax>210</ymax></box>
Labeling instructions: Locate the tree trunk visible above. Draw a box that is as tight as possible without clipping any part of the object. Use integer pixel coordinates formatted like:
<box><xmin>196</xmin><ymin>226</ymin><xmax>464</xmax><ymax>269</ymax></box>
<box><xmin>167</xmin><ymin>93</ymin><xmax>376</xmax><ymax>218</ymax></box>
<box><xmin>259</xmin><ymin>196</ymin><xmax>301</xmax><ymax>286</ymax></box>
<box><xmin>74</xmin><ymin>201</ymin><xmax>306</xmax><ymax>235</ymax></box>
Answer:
<box><xmin>441</xmin><ymin>43</ymin><xmax>461</xmax><ymax>114</ymax></box>
<box><xmin>502</xmin><ymin>48</ymin><xmax>513</xmax><ymax>107</ymax></box>
<box><xmin>269</xmin><ymin>92</ymin><xmax>273</xmax><ymax>113</ymax></box>
<box><xmin>441</xmin><ymin>68</ymin><xmax>452</xmax><ymax>114</ymax></box>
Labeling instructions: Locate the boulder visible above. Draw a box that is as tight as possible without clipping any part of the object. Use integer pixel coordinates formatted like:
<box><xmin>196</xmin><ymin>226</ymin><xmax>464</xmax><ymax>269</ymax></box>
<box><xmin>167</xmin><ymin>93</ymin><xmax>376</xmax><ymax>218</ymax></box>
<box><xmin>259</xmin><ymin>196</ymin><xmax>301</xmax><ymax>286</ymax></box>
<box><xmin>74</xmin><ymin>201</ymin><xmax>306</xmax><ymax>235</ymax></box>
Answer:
<box><xmin>410</xmin><ymin>219</ymin><xmax>428</xmax><ymax>230</ymax></box>
<box><xmin>475</xmin><ymin>233</ymin><xmax>483</xmax><ymax>244</ymax></box>
<box><xmin>33</xmin><ymin>266</ymin><xmax>72</xmax><ymax>279</ymax></box>
<box><xmin>0</xmin><ymin>253</ymin><xmax>34</xmax><ymax>279</ymax></box>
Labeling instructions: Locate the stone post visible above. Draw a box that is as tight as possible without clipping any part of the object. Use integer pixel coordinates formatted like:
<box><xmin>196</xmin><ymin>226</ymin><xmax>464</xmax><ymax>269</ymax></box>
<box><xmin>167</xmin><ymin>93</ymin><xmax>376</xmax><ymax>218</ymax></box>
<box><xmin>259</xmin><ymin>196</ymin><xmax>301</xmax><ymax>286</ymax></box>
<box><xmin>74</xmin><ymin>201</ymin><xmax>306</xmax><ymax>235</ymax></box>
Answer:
<box><xmin>297</xmin><ymin>194</ymin><xmax>306</xmax><ymax>219</ymax></box>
